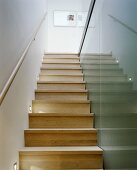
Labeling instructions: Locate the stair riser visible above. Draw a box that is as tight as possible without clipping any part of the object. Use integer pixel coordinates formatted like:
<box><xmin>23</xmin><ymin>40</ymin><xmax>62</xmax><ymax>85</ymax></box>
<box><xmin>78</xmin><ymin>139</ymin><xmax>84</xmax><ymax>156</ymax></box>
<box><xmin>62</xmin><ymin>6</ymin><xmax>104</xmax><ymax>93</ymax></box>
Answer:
<box><xmin>86</xmin><ymin>83</ymin><xmax>133</xmax><ymax>91</ymax></box>
<box><xmin>88</xmin><ymin>93</ymin><xmax>137</xmax><ymax>102</ymax></box>
<box><xmin>82</xmin><ymin>64</ymin><xmax>119</xmax><ymax>69</ymax></box>
<box><xmin>44</xmin><ymin>54</ymin><xmax>79</xmax><ymax>58</ymax></box>
<box><xmin>29</xmin><ymin>116</ymin><xmax>94</xmax><ymax>128</ymax></box>
<box><xmin>80</xmin><ymin>55</ymin><xmax>113</xmax><ymax>60</ymax></box>
<box><xmin>92</xmin><ymin>103</ymin><xmax>137</xmax><ymax>114</ymax></box>
<box><xmin>35</xmin><ymin>92</ymin><xmax>88</xmax><ymax>101</ymax></box>
<box><xmin>98</xmin><ymin>129</ymin><xmax>137</xmax><ymax>146</ymax></box>
<box><xmin>41</xmin><ymin>69</ymin><xmax>82</xmax><ymax>75</ymax></box>
<box><xmin>37</xmin><ymin>83</ymin><xmax>86</xmax><ymax>90</ymax></box>
<box><xmin>19</xmin><ymin>153</ymin><xmax>103</xmax><ymax>169</ymax></box>
<box><xmin>25</xmin><ymin>132</ymin><xmax>97</xmax><ymax>147</ymax></box>
<box><xmin>95</xmin><ymin>116</ymin><xmax>137</xmax><ymax>128</ymax></box>
<box><xmin>32</xmin><ymin>103</ymin><xmax>91</xmax><ymax>114</ymax></box>
<box><xmin>83</xmin><ymin>70</ymin><xmax>123</xmax><ymax>76</ymax></box>
<box><xmin>39</xmin><ymin>75</ymin><xmax>83</xmax><ymax>81</ymax></box>
<box><xmin>43</xmin><ymin>58</ymin><xmax>80</xmax><ymax>63</ymax></box>
<box><xmin>42</xmin><ymin>63</ymin><xmax>81</xmax><ymax>69</ymax></box>
<box><xmin>84</xmin><ymin>76</ymin><xmax>127</xmax><ymax>82</ymax></box>
<box><xmin>81</xmin><ymin>60</ymin><xmax>117</xmax><ymax>64</ymax></box>
<box><xmin>102</xmin><ymin>149</ymin><xmax>137</xmax><ymax>169</ymax></box>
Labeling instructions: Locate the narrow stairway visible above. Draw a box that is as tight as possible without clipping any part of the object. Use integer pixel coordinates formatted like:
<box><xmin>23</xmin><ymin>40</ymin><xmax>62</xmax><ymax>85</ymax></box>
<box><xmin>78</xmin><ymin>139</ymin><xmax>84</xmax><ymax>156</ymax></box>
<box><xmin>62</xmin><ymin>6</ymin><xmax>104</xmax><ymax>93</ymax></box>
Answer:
<box><xmin>19</xmin><ymin>54</ymin><xmax>103</xmax><ymax>170</ymax></box>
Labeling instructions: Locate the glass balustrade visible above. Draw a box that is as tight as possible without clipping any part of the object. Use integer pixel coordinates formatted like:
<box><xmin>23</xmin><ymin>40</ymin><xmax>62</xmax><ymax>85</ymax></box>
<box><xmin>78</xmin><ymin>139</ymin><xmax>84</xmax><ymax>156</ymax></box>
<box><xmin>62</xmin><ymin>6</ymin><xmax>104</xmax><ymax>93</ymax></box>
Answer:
<box><xmin>80</xmin><ymin>0</ymin><xmax>137</xmax><ymax>169</ymax></box>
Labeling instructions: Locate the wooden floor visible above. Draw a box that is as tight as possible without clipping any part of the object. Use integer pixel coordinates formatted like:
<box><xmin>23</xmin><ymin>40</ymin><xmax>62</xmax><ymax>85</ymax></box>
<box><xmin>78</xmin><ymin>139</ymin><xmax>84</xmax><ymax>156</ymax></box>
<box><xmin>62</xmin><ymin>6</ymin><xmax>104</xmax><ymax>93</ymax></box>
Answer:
<box><xmin>19</xmin><ymin>54</ymin><xmax>103</xmax><ymax>170</ymax></box>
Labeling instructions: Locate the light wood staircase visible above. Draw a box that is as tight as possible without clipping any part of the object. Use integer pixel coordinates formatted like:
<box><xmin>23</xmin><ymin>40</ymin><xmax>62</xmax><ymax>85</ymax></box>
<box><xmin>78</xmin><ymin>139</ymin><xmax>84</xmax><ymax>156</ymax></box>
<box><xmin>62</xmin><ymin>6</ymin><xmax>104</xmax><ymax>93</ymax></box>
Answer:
<box><xmin>19</xmin><ymin>54</ymin><xmax>103</xmax><ymax>170</ymax></box>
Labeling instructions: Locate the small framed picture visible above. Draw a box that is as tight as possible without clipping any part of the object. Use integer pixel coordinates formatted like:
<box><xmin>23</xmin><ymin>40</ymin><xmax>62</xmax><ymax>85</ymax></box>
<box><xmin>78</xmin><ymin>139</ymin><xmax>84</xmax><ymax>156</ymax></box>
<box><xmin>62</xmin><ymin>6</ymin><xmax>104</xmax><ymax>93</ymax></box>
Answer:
<box><xmin>54</xmin><ymin>11</ymin><xmax>77</xmax><ymax>27</ymax></box>
<box><xmin>67</xmin><ymin>14</ymin><xmax>75</xmax><ymax>21</ymax></box>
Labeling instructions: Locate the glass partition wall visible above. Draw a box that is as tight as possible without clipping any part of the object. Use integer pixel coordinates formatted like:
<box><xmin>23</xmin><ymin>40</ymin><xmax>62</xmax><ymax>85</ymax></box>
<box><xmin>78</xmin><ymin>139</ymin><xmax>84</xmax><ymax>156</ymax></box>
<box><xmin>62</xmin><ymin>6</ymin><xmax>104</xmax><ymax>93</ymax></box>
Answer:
<box><xmin>80</xmin><ymin>0</ymin><xmax>137</xmax><ymax>169</ymax></box>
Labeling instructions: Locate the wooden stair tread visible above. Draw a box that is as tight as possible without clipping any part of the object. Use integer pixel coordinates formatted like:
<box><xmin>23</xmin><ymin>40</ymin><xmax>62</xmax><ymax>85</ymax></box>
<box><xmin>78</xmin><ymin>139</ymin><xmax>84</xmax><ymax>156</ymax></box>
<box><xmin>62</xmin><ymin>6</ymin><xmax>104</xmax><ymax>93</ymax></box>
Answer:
<box><xmin>42</xmin><ymin>61</ymin><xmax>80</xmax><ymax>64</ymax></box>
<box><xmin>29</xmin><ymin>113</ymin><xmax>94</xmax><ymax>117</ymax></box>
<box><xmin>25</xmin><ymin>128</ymin><xmax>97</xmax><ymax>133</ymax></box>
<box><xmin>40</xmin><ymin>73</ymin><xmax>83</xmax><ymax>76</ymax></box>
<box><xmin>44</xmin><ymin>52</ymin><xmax>78</xmax><ymax>57</ymax></box>
<box><xmin>19</xmin><ymin>146</ymin><xmax>103</xmax><ymax>153</ymax></box>
<box><xmin>81</xmin><ymin>62</ymin><xmax>118</xmax><ymax>65</ymax></box>
<box><xmin>33</xmin><ymin>100</ymin><xmax>90</xmax><ymax>104</ymax></box>
<box><xmin>37</xmin><ymin>81</ymin><xmax>85</xmax><ymax>84</ymax></box>
<box><xmin>102</xmin><ymin>146</ymin><xmax>137</xmax><ymax>151</ymax></box>
<box><xmin>35</xmin><ymin>90</ymin><xmax>88</xmax><ymax>93</ymax></box>
<box><xmin>44</xmin><ymin>57</ymin><xmax>79</xmax><ymax>59</ymax></box>
<box><xmin>39</xmin><ymin>74</ymin><xmax>83</xmax><ymax>76</ymax></box>
<box><xmin>40</xmin><ymin>67</ymin><xmax>82</xmax><ymax>70</ymax></box>
<box><xmin>43</xmin><ymin>62</ymin><xmax>80</xmax><ymax>64</ymax></box>
<box><xmin>85</xmin><ymin>75</ymin><xmax>127</xmax><ymax>77</ymax></box>
<box><xmin>87</xmin><ymin>81</ymin><xmax>132</xmax><ymax>84</ymax></box>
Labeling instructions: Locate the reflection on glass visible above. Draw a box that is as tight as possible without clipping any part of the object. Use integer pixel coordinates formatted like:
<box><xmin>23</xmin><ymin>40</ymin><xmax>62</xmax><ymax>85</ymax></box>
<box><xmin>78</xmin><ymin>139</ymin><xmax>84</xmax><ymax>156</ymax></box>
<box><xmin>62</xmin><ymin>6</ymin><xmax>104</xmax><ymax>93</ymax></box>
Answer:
<box><xmin>80</xmin><ymin>0</ymin><xmax>137</xmax><ymax>169</ymax></box>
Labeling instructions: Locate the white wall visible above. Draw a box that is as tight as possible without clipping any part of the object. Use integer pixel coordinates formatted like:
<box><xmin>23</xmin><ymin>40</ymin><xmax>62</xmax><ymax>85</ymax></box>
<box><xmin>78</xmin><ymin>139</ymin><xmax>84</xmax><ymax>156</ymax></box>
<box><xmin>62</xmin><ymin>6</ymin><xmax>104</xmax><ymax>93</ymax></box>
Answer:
<box><xmin>0</xmin><ymin>0</ymin><xmax>47</xmax><ymax>92</ymax></box>
<box><xmin>45</xmin><ymin>0</ymin><xmax>91</xmax><ymax>53</ymax></box>
<box><xmin>0</xmin><ymin>0</ymin><xmax>48</xmax><ymax>169</ymax></box>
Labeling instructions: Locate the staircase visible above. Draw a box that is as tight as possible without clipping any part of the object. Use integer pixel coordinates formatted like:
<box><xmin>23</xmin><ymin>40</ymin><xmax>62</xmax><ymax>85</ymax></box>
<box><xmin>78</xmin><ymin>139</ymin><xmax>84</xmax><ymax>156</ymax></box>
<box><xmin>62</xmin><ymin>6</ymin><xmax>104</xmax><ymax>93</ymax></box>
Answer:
<box><xmin>19</xmin><ymin>54</ymin><xmax>103</xmax><ymax>170</ymax></box>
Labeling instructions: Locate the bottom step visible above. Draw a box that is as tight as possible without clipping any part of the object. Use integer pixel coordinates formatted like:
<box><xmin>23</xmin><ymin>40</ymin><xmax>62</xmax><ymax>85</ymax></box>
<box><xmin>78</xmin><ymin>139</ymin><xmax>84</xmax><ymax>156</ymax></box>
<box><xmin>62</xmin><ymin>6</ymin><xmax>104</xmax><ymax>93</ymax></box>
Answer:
<box><xmin>19</xmin><ymin>169</ymin><xmax>103</xmax><ymax>170</ymax></box>
<box><xmin>19</xmin><ymin>146</ymin><xmax>103</xmax><ymax>170</ymax></box>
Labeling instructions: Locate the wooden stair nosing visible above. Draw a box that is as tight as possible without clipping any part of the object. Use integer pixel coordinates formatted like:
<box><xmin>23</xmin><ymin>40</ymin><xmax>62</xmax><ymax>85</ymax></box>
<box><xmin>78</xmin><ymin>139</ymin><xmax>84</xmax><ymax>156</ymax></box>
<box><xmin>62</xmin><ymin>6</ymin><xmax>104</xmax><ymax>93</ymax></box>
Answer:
<box><xmin>39</xmin><ymin>74</ymin><xmax>84</xmax><ymax>77</ymax></box>
<box><xmin>43</xmin><ymin>57</ymin><xmax>80</xmax><ymax>60</ymax></box>
<box><xmin>19</xmin><ymin>146</ymin><xmax>103</xmax><ymax>154</ymax></box>
<box><xmin>35</xmin><ymin>90</ymin><xmax>88</xmax><ymax>93</ymax></box>
<box><xmin>42</xmin><ymin>62</ymin><xmax>81</xmax><ymax>64</ymax></box>
<box><xmin>37</xmin><ymin>81</ymin><xmax>86</xmax><ymax>84</ymax></box>
<box><xmin>39</xmin><ymin>72</ymin><xmax>83</xmax><ymax>77</ymax></box>
<box><xmin>24</xmin><ymin>128</ymin><xmax>97</xmax><ymax>134</ymax></box>
<box><xmin>44</xmin><ymin>53</ymin><xmax>79</xmax><ymax>55</ymax></box>
<box><xmin>32</xmin><ymin>100</ymin><xmax>90</xmax><ymax>104</ymax></box>
<box><xmin>40</xmin><ymin>67</ymin><xmax>82</xmax><ymax>70</ymax></box>
<box><xmin>29</xmin><ymin>113</ymin><xmax>94</xmax><ymax>117</ymax></box>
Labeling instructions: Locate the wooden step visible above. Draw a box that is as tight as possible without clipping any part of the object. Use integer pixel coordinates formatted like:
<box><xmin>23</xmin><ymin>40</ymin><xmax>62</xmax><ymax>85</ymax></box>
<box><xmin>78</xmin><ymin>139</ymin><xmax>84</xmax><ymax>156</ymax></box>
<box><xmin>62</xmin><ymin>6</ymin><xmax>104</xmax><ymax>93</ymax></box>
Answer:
<box><xmin>44</xmin><ymin>54</ymin><xmax>79</xmax><ymax>58</ymax></box>
<box><xmin>101</xmin><ymin>146</ymin><xmax>137</xmax><ymax>169</ymax></box>
<box><xmin>43</xmin><ymin>58</ymin><xmax>80</xmax><ymax>63</ymax></box>
<box><xmin>42</xmin><ymin>63</ymin><xmax>81</xmax><ymax>69</ymax></box>
<box><xmin>35</xmin><ymin>90</ymin><xmax>88</xmax><ymax>101</ymax></box>
<box><xmin>32</xmin><ymin>100</ymin><xmax>91</xmax><ymax>114</ymax></box>
<box><xmin>81</xmin><ymin>59</ymin><xmax>117</xmax><ymax>64</ymax></box>
<box><xmin>24</xmin><ymin>128</ymin><xmax>97</xmax><ymax>147</ymax></box>
<box><xmin>80</xmin><ymin>53</ymin><xmax>112</xmax><ymax>59</ymax></box>
<box><xmin>83</xmin><ymin>68</ymin><xmax>123</xmax><ymax>76</ymax></box>
<box><xmin>95</xmin><ymin>113</ymin><xmax>137</xmax><ymax>129</ymax></box>
<box><xmin>37</xmin><ymin>81</ymin><xmax>86</xmax><ymax>90</ymax></box>
<box><xmin>29</xmin><ymin>113</ymin><xmax>94</xmax><ymax>128</ymax></box>
<box><xmin>86</xmin><ymin>81</ymin><xmax>133</xmax><ymax>91</ymax></box>
<box><xmin>43</xmin><ymin>61</ymin><xmax>80</xmax><ymax>64</ymax></box>
<box><xmin>82</xmin><ymin>63</ymin><xmax>119</xmax><ymax>69</ymax></box>
<box><xmin>98</xmin><ymin>128</ymin><xmax>137</xmax><ymax>146</ymax></box>
<box><xmin>19</xmin><ymin>146</ymin><xmax>103</xmax><ymax>170</ymax></box>
<box><xmin>41</xmin><ymin>67</ymin><xmax>82</xmax><ymax>70</ymax></box>
<box><xmin>39</xmin><ymin>75</ymin><xmax>83</xmax><ymax>81</ymax></box>
<box><xmin>84</xmin><ymin>75</ymin><xmax>128</xmax><ymax>82</ymax></box>
<box><xmin>40</xmin><ymin>68</ymin><xmax>83</xmax><ymax>75</ymax></box>
<box><xmin>88</xmin><ymin>90</ymin><xmax>137</xmax><ymax>102</ymax></box>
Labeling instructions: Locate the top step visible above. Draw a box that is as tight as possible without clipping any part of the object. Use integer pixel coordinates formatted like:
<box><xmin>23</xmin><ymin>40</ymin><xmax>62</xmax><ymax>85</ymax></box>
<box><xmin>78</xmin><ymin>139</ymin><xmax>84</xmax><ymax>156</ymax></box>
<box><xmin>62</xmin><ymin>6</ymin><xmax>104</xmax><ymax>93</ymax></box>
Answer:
<box><xmin>44</xmin><ymin>54</ymin><xmax>79</xmax><ymax>58</ymax></box>
<box><xmin>80</xmin><ymin>53</ymin><xmax>113</xmax><ymax>60</ymax></box>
